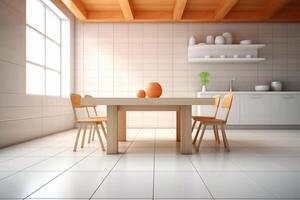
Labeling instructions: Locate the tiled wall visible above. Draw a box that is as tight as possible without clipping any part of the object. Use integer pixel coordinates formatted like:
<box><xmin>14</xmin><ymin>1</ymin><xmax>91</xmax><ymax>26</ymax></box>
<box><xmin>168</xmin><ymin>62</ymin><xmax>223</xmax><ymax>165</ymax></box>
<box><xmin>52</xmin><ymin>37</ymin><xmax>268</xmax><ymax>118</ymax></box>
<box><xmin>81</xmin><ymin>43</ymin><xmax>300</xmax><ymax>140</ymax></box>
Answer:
<box><xmin>0</xmin><ymin>0</ymin><xmax>75</xmax><ymax>147</ymax></box>
<box><xmin>75</xmin><ymin>21</ymin><xmax>300</xmax><ymax>128</ymax></box>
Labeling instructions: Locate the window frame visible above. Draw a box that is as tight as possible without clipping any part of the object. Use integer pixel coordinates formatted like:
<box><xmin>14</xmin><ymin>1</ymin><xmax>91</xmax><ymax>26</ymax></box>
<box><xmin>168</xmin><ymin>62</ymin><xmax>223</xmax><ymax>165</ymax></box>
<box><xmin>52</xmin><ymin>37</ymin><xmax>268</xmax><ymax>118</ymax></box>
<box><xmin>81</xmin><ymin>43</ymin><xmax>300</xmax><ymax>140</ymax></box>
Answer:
<box><xmin>26</xmin><ymin>0</ymin><xmax>67</xmax><ymax>97</ymax></box>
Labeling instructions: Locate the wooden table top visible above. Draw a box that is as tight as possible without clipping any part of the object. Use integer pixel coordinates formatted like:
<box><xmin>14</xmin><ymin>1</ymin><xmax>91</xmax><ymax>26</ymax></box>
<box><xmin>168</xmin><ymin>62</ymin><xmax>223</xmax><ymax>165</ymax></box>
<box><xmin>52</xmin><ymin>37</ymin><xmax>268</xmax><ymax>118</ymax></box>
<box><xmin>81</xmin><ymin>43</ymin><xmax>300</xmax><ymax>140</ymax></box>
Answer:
<box><xmin>81</xmin><ymin>97</ymin><xmax>215</xmax><ymax>106</ymax></box>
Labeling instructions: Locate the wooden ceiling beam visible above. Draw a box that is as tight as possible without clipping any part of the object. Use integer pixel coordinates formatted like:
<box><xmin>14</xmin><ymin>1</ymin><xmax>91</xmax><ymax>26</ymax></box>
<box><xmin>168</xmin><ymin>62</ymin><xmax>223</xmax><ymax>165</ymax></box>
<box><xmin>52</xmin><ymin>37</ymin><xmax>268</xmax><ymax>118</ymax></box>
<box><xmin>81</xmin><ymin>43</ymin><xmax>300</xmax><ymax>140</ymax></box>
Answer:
<box><xmin>134</xmin><ymin>11</ymin><xmax>173</xmax><ymax>22</ymax></box>
<box><xmin>118</xmin><ymin>0</ymin><xmax>134</xmax><ymax>21</ymax></box>
<box><xmin>173</xmin><ymin>0</ymin><xmax>188</xmax><ymax>20</ymax></box>
<box><xmin>87</xmin><ymin>11</ymin><xmax>125</xmax><ymax>22</ymax></box>
<box><xmin>61</xmin><ymin>0</ymin><xmax>87</xmax><ymax>21</ymax></box>
<box><xmin>263</xmin><ymin>0</ymin><xmax>291</xmax><ymax>20</ymax></box>
<box><xmin>214</xmin><ymin>0</ymin><xmax>239</xmax><ymax>21</ymax></box>
<box><xmin>222</xmin><ymin>11</ymin><xmax>264</xmax><ymax>22</ymax></box>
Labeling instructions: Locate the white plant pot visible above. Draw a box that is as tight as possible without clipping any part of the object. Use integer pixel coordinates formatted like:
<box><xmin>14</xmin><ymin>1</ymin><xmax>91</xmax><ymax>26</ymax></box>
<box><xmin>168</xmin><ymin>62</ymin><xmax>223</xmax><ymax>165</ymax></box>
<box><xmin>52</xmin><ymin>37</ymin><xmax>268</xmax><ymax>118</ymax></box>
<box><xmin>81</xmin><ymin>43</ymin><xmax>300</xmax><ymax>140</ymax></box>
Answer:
<box><xmin>202</xmin><ymin>85</ymin><xmax>207</xmax><ymax>92</ymax></box>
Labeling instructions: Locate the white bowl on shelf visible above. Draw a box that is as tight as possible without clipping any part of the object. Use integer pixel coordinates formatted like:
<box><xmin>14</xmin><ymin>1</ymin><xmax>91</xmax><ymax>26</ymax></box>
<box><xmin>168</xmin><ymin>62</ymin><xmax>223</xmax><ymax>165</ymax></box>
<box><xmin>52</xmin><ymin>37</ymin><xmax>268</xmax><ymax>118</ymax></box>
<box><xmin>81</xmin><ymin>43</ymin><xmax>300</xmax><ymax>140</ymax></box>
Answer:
<box><xmin>255</xmin><ymin>85</ymin><xmax>270</xmax><ymax>91</ymax></box>
<box><xmin>240</xmin><ymin>40</ymin><xmax>252</xmax><ymax>45</ymax></box>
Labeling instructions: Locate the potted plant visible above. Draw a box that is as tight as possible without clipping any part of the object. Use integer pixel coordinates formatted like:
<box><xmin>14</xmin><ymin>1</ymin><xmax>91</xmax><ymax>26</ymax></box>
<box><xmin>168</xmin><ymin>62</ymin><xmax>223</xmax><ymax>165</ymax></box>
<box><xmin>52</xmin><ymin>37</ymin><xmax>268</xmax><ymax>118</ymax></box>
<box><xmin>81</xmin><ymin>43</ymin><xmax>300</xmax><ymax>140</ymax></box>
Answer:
<box><xmin>198</xmin><ymin>71</ymin><xmax>209</xmax><ymax>92</ymax></box>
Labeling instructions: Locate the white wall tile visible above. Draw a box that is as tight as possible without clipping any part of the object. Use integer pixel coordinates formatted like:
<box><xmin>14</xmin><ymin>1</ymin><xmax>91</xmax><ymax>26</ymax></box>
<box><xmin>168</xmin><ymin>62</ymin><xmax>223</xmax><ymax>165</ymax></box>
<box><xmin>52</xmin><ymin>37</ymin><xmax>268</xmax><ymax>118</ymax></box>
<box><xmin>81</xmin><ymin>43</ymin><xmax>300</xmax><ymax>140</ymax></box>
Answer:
<box><xmin>0</xmin><ymin>2</ymin><xmax>75</xmax><ymax>147</ymax></box>
<box><xmin>75</xmin><ymin>22</ymin><xmax>300</xmax><ymax>128</ymax></box>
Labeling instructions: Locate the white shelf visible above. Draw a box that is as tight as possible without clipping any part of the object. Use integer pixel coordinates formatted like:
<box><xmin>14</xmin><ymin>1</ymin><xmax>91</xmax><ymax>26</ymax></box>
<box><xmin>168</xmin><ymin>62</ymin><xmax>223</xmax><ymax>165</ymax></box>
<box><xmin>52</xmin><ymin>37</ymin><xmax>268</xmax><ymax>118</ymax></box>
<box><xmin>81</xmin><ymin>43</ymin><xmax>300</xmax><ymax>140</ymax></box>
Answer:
<box><xmin>189</xmin><ymin>44</ymin><xmax>265</xmax><ymax>49</ymax></box>
<box><xmin>188</xmin><ymin>43</ymin><xmax>266</xmax><ymax>63</ymax></box>
<box><xmin>188</xmin><ymin>57</ymin><xmax>266</xmax><ymax>63</ymax></box>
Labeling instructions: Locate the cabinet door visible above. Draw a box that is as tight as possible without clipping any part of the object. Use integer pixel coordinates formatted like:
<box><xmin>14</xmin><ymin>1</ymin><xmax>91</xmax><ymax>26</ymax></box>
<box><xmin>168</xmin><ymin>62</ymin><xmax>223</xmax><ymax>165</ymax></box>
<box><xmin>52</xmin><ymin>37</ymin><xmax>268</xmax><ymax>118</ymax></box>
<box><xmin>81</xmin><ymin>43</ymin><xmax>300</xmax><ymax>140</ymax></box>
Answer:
<box><xmin>240</xmin><ymin>94</ymin><xmax>274</xmax><ymax>125</ymax></box>
<box><xmin>276</xmin><ymin>94</ymin><xmax>300</xmax><ymax>124</ymax></box>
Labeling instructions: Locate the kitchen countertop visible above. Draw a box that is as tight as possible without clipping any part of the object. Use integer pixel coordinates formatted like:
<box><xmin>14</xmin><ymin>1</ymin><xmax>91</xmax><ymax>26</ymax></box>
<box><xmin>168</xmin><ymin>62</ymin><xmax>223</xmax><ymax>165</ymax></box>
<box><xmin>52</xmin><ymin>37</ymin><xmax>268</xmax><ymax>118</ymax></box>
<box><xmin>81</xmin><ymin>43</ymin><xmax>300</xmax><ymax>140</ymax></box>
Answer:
<box><xmin>197</xmin><ymin>91</ymin><xmax>300</xmax><ymax>94</ymax></box>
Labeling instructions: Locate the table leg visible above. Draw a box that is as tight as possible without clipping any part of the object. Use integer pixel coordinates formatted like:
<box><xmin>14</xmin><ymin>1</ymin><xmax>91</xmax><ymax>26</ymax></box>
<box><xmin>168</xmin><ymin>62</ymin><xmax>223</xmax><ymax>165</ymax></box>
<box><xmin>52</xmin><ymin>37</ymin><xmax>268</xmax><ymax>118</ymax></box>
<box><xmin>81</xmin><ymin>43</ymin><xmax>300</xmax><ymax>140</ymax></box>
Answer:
<box><xmin>118</xmin><ymin>111</ymin><xmax>126</xmax><ymax>141</ymax></box>
<box><xmin>107</xmin><ymin>105</ymin><xmax>118</xmax><ymax>154</ymax></box>
<box><xmin>180</xmin><ymin>105</ymin><xmax>192</xmax><ymax>154</ymax></box>
<box><xmin>176</xmin><ymin>110</ymin><xmax>181</xmax><ymax>142</ymax></box>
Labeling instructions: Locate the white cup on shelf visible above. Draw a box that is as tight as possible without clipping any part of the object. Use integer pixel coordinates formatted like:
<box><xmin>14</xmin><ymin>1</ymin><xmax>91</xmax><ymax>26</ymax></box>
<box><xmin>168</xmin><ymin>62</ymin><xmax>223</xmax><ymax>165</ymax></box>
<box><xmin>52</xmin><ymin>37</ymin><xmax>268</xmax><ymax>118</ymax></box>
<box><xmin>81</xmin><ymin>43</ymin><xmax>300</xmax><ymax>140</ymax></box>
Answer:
<box><xmin>233</xmin><ymin>54</ymin><xmax>239</xmax><ymax>58</ymax></box>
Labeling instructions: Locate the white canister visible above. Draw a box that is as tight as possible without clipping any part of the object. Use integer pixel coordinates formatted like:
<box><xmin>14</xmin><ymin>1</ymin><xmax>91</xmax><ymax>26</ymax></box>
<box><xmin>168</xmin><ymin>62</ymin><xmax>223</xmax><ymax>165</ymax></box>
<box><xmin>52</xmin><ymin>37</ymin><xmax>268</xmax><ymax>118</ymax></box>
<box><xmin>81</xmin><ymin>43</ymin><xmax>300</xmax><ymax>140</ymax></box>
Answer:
<box><xmin>271</xmin><ymin>81</ymin><xmax>283</xmax><ymax>91</ymax></box>
<box><xmin>215</xmin><ymin>35</ymin><xmax>225</xmax><ymax>45</ymax></box>
<box><xmin>222</xmin><ymin>32</ymin><xmax>233</xmax><ymax>44</ymax></box>
<box><xmin>188</xmin><ymin>36</ymin><xmax>196</xmax><ymax>46</ymax></box>
<box><xmin>206</xmin><ymin>35</ymin><xmax>214</xmax><ymax>44</ymax></box>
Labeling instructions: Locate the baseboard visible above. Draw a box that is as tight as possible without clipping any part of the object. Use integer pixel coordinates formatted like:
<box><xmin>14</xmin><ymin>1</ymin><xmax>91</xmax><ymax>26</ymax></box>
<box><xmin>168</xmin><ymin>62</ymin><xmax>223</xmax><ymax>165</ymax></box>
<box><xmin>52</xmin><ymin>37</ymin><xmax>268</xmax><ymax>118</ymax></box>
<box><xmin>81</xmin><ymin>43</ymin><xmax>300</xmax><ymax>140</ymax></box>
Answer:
<box><xmin>127</xmin><ymin>125</ymin><xmax>300</xmax><ymax>130</ymax></box>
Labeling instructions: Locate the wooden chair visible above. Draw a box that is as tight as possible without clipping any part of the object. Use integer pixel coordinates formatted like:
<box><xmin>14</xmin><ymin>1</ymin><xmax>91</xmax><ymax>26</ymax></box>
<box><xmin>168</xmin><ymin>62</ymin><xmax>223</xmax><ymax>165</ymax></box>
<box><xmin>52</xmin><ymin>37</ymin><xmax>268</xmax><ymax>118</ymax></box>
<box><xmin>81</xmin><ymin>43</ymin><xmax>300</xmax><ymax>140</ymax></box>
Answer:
<box><xmin>84</xmin><ymin>95</ymin><xmax>107</xmax><ymax>143</ymax></box>
<box><xmin>70</xmin><ymin>93</ymin><xmax>105</xmax><ymax>152</ymax></box>
<box><xmin>195</xmin><ymin>94</ymin><xmax>233</xmax><ymax>152</ymax></box>
<box><xmin>192</xmin><ymin>95</ymin><xmax>221</xmax><ymax>144</ymax></box>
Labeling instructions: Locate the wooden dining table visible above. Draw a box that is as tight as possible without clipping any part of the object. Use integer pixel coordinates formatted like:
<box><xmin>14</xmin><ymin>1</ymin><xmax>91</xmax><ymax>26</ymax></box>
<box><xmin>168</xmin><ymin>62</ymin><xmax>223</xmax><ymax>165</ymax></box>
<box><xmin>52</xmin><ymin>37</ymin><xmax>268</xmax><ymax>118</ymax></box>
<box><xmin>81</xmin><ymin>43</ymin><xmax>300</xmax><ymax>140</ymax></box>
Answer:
<box><xmin>81</xmin><ymin>97</ymin><xmax>214</xmax><ymax>154</ymax></box>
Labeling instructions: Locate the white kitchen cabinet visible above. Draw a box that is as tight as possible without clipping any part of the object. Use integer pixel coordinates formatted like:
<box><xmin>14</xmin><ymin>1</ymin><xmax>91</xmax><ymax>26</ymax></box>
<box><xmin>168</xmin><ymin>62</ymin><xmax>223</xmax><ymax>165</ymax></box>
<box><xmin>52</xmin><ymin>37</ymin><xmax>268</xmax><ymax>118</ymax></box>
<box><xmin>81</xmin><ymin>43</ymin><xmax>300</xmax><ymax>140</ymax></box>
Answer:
<box><xmin>275</xmin><ymin>94</ymin><xmax>300</xmax><ymax>124</ymax></box>
<box><xmin>239</xmin><ymin>94</ymin><xmax>275</xmax><ymax>125</ymax></box>
<box><xmin>197</xmin><ymin>91</ymin><xmax>300</xmax><ymax>126</ymax></box>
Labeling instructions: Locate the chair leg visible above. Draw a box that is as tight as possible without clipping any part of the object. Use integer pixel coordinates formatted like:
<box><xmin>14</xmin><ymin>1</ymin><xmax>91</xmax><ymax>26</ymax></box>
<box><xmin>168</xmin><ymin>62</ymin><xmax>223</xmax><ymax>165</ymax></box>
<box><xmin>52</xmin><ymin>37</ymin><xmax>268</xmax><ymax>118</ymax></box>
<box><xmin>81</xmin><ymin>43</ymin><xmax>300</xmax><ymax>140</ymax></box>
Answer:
<box><xmin>215</xmin><ymin>125</ymin><xmax>220</xmax><ymax>144</ymax></box>
<box><xmin>193</xmin><ymin>122</ymin><xmax>202</xmax><ymax>144</ymax></box>
<box><xmin>81</xmin><ymin>124</ymin><xmax>87</xmax><ymax>148</ymax></box>
<box><xmin>191</xmin><ymin>120</ymin><xmax>196</xmax><ymax>133</ymax></box>
<box><xmin>73</xmin><ymin>124</ymin><xmax>82</xmax><ymax>152</ymax></box>
<box><xmin>213</xmin><ymin>125</ymin><xmax>220</xmax><ymax>144</ymax></box>
<box><xmin>100</xmin><ymin>122</ymin><xmax>107</xmax><ymax>140</ymax></box>
<box><xmin>213</xmin><ymin>125</ymin><xmax>217</xmax><ymax>142</ymax></box>
<box><xmin>220</xmin><ymin>125</ymin><xmax>230</xmax><ymax>152</ymax></box>
<box><xmin>196</xmin><ymin>124</ymin><xmax>207</xmax><ymax>152</ymax></box>
<box><xmin>88</xmin><ymin>125</ymin><xmax>93</xmax><ymax>144</ymax></box>
<box><xmin>92</xmin><ymin>126</ymin><xmax>96</xmax><ymax>141</ymax></box>
<box><xmin>95</xmin><ymin>124</ymin><xmax>105</xmax><ymax>151</ymax></box>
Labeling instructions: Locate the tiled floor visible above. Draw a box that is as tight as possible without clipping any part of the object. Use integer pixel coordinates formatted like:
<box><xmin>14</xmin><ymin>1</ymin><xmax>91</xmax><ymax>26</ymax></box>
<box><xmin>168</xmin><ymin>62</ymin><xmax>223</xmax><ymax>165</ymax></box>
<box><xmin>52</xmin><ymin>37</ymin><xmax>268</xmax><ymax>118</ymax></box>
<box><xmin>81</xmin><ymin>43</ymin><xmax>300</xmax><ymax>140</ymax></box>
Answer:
<box><xmin>0</xmin><ymin>128</ymin><xmax>300</xmax><ymax>199</ymax></box>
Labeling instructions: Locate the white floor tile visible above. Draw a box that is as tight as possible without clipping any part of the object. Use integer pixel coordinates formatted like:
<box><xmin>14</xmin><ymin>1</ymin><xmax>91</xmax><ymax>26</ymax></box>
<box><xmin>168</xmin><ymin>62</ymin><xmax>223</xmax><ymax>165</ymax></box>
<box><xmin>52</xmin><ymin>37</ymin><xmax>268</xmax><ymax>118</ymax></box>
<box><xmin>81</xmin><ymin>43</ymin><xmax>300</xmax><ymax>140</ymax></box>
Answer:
<box><xmin>247</xmin><ymin>172</ymin><xmax>300</xmax><ymax>199</ymax></box>
<box><xmin>154</xmin><ymin>171</ymin><xmax>212</xmax><ymax>199</ymax></box>
<box><xmin>190</xmin><ymin>154</ymin><xmax>240</xmax><ymax>171</ymax></box>
<box><xmin>0</xmin><ymin>157</ymin><xmax>47</xmax><ymax>171</ymax></box>
<box><xmin>25</xmin><ymin>157</ymin><xmax>83</xmax><ymax>171</ymax></box>
<box><xmin>200</xmin><ymin>172</ymin><xmax>275</xmax><ymax>199</ymax></box>
<box><xmin>229</xmin><ymin>156</ymin><xmax>285</xmax><ymax>171</ymax></box>
<box><xmin>29</xmin><ymin>172</ymin><xmax>107</xmax><ymax>198</ymax></box>
<box><xmin>0</xmin><ymin>171</ymin><xmax>15</xmax><ymax>180</ymax></box>
<box><xmin>0</xmin><ymin>128</ymin><xmax>300</xmax><ymax>198</ymax></box>
<box><xmin>113</xmin><ymin>156</ymin><xmax>153</xmax><ymax>171</ymax></box>
<box><xmin>0</xmin><ymin>171</ymin><xmax>59</xmax><ymax>198</ymax></box>
<box><xmin>70</xmin><ymin>156</ymin><xmax>120</xmax><ymax>171</ymax></box>
<box><xmin>92</xmin><ymin>171</ymin><xmax>153</xmax><ymax>199</ymax></box>
<box><xmin>155</xmin><ymin>156</ymin><xmax>195</xmax><ymax>171</ymax></box>
<box><xmin>24</xmin><ymin>147</ymin><xmax>67</xmax><ymax>157</ymax></box>
<box><xmin>0</xmin><ymin>147</ymin><xmax>37</xmax><ymax>157</ymax></box>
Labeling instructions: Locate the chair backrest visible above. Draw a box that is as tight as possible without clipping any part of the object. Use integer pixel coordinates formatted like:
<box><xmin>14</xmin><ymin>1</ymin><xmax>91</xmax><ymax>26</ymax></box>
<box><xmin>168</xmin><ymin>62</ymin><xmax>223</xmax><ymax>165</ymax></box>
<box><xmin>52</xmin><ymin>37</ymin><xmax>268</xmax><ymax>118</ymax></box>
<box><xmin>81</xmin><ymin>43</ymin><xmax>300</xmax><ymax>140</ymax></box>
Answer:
<box><xmin>70</xmin><ymin>93</ymin><xmax>83</xmax><ymax>120</ymax></box>
<box><xmin>213</xmin><ymin>95</ymin><xmax>221</xmax><ymax>117</ymax></box>
<box><xmin>84</xmin><ymin>95</ymin><xmax>98</xmax><ymax>117</ymax></box>
<box><xmin>221</xmin><ymin>93</ymin><xmax>233</xmax><ymax>122</ymax></box>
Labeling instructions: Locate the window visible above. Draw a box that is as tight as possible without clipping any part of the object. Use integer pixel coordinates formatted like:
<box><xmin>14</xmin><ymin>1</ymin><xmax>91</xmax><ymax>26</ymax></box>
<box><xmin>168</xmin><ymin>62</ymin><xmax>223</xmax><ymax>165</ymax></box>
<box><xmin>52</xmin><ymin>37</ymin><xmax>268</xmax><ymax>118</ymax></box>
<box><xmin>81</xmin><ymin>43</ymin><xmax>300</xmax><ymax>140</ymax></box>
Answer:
<box><xmin>26</xmin><ymin>0</ymin><xmax>70</xmax><ymax>97</ymax></box>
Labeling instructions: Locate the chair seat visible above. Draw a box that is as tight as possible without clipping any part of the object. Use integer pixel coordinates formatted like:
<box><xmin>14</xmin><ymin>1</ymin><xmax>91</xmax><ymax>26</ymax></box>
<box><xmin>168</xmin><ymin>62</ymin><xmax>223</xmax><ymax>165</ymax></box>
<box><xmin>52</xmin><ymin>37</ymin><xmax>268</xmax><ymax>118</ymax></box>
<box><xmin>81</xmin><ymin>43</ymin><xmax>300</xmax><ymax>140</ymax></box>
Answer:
<box><xmin>200</xmin><ymin>118</ymin><xmax>226</xmax><ymax>124</ymax></box>
<box><xmin>76</xmin><ymin>118</ymin><xmax>105</xmax><ymax>123</ymax></box>
<box><xmin>192</xmin><ymin>116</ymin><xmax>215</xmax><ymax>121</ymax></box>
<box><xmin>89</xmin><ymin>116</ymin><xmax>107</xmax><ymax>121</ymax></box>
